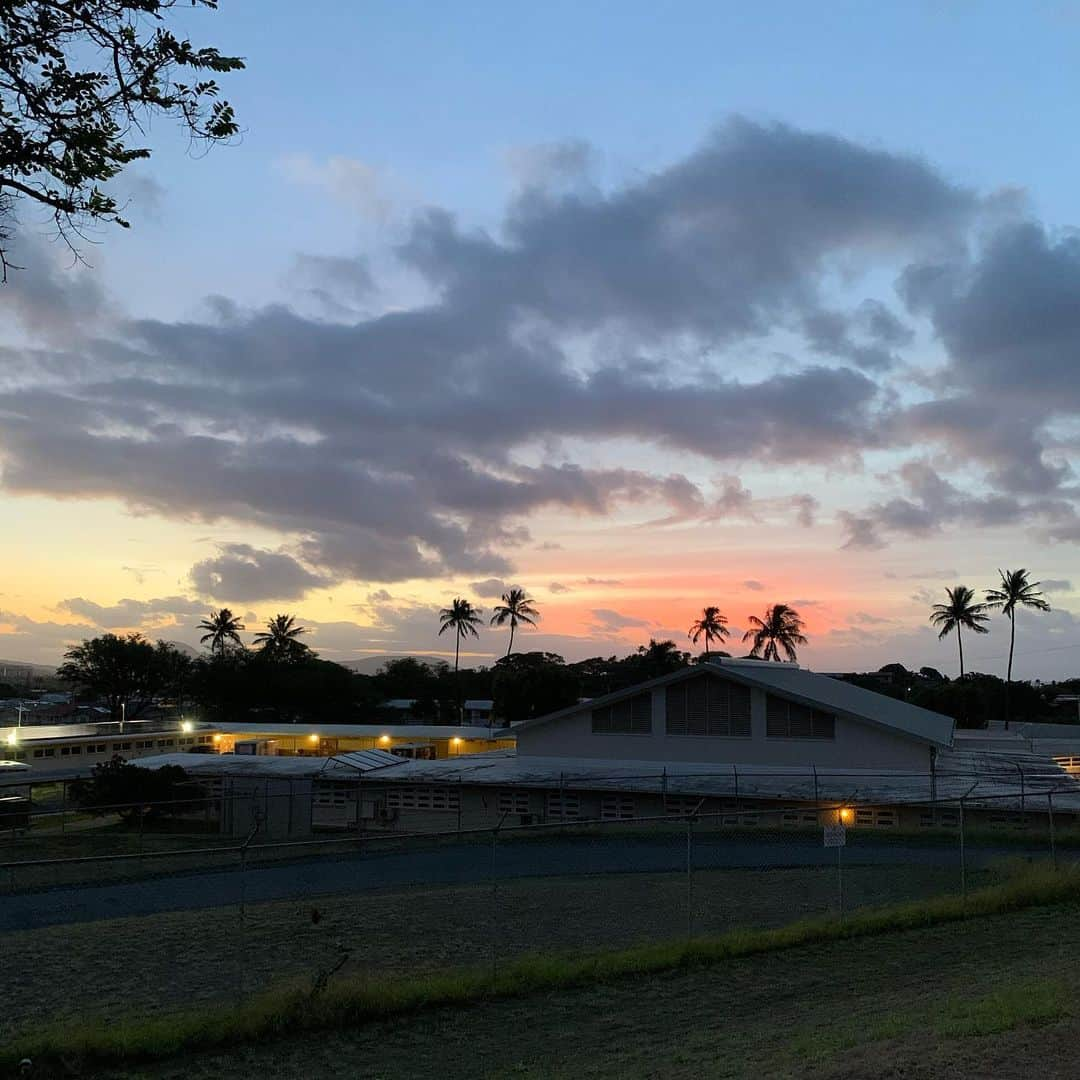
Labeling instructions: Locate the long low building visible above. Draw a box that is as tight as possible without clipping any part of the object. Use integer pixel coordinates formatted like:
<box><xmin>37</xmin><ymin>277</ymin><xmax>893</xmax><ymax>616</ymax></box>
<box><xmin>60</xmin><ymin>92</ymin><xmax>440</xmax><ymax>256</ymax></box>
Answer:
<box><xmin>213</xmin><ymin>722</ymin><xmax>514</xmax><ymax>759</ymax></box>
<box><xmin>0</xmin><ymin>720</ymin><xmax>219</xmax><ymax>776</ymax></box>
<box><xmin>131</xmin><ymin>743</ymin><xmax>1080</xmax><ymax>839</ymax></box>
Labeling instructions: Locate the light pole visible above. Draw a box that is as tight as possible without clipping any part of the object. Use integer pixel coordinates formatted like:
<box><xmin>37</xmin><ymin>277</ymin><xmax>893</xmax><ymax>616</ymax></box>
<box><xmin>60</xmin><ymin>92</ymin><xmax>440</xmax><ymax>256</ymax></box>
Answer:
<box><xmin>120</xmin><ymin>702</ymin><xmax>125</xmax><ymax>734</ymax></box>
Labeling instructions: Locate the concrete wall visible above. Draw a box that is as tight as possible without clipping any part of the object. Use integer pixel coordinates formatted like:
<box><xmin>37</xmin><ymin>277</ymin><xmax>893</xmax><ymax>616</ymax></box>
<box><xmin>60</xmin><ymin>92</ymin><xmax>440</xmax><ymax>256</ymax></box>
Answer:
<box><xmin>516</xmin><ymin>678</ymin><xmax>933</xmax><ymax>770</ymax></box>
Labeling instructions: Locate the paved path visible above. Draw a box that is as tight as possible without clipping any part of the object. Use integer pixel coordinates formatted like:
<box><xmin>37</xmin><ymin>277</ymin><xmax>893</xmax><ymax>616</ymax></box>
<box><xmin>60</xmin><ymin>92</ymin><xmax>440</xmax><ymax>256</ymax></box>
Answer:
<box><xmin>2</xmin><ymin>834</ymin><xmax>1046</xmax><ymax>932</ymax></box>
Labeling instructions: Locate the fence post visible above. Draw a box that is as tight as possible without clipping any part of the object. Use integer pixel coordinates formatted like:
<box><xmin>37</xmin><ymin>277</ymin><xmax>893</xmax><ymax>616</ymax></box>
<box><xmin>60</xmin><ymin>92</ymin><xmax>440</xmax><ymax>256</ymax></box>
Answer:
<box><xmin>490</xmin><ymin>812</ymin><xmax>508</xmax><ymax>981</ymax></box>
<box><xmin>959</xmin><ymin>797</ymin><xmax>967</xmax><ymax>899</ymax></box>
<box><xmin>812</xmin><ymin>765</ymin><xmax>819</xmax><ymax>804</ymax></box>
<box><xmin>1048</xmin><ymin>791</ymin><xmax>1057</xmax><ymax>870</ymax></box>
<box><xmin>457</xmin><ymin>776</ymin><xmax>463</xmax><ymax>838</ymax></box>
<box><xmin>61</xmin><ymin>780</ymin><xmax>67</xmax><ymax>835</ymax></box>
<box><xmin>837</xmin><ymin>837</ymin><xmax>844</xmax><ymax>921</ymax></box>
<box><xmin>685</xmin><ymin>812</ymin><xmax>694</xmax><ymax>942</ymax></box>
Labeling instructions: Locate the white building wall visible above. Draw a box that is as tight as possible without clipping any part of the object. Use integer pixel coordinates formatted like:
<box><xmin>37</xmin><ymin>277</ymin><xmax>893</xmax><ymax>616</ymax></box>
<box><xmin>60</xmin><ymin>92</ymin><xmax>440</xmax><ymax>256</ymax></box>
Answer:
<box><xmin>516</xmin><ymin>681</ymin><xmax>933</xmax><ymax>770</ymax></box>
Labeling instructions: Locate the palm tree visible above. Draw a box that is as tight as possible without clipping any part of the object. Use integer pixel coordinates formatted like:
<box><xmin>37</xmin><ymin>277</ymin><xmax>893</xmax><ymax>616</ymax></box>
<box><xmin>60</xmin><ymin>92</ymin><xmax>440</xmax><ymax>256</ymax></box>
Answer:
<box><xmin>253</xmin><ymin>613</ymin><xmax>310</xmax><ymax>662</ymax></box>
<box><xmin>929</xmin><ymin>586</ymin><xmax>989</xmax><ymax>678</ymax></box>
<box><xmin>197</xmin><ymin>608</ymin><xmax>245</xmax><ymax>655</ymax></box>
<box><xmin>742</xmin><ymin>604</ymin><xmax>808</xmax><ymax>662</ymax></box>
<box><xmin>985</xmin><ymin>569</ymin><xmax>1050</xmax><ymax>727</ymax></box>
<box><xmin>688</xmin><ymin>606</ymin><xmax>730</xmax><ymax>659</ymax></box>
<box><xmin>438</xmin><ymin>597</ymin><xmax>483</xmax><ymax>721</ymax></box>
<box><xmin>489</xmin><ymin>587</ymin><xmax>539</xmax><ymax>659</ymax></box>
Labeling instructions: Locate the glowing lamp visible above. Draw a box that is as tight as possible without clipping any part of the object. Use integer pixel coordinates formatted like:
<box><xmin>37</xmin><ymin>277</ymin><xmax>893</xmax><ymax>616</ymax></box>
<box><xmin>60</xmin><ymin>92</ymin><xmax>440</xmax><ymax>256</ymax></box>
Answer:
<box><xmin>308</xmin><ymin>734</ymin><xmax>319</xmax><ymax>743</ymax></box>
<box><xmin>839</xmin><ymin>807</ymin><xmax>854</xmax><ymax>825</ymax></box>
<box><xmin>180</xmin><ymin>719</ymin><xmax>193</xmax><ymax>733</ymax></box>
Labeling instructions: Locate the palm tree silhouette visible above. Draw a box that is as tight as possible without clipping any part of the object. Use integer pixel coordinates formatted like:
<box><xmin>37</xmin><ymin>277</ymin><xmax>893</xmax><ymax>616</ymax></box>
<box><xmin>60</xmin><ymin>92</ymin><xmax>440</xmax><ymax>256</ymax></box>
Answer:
<box><xmin>929</xmin><ymin>586</ymin><xmax>989</xmax><ymax>678</ymax></box>
<box><xmin>253</xmin><ymin>613</ymin><xmax>309</xmax><ymax>662</ymax></box>
<box><xmin>742</xmin><ymin>604</ymin><xmax>807</xmax><ymax>662</ymax></box>
<box><xmin>197</xmin><ymin>609</ymin><xmax>245</xmax><ymax>655</ymax></box>
<box><xmin>438</xmin><ymin>597</ymin><xmax>483</xmax><ymax>721</ymax></box>
<box><xmin>985</xmin><ymin>569</ymin><xmax>1050</xmax><ymax>727</ymax></box>
<box><xmin>490</xmin><ymin>587</ymin><xmax>539</xmax><ymax>659</ymax></box>
<box><xmin>688</xmin><ymin>606</ymin><xmax>730</xmax><ymax>659</ymax></box>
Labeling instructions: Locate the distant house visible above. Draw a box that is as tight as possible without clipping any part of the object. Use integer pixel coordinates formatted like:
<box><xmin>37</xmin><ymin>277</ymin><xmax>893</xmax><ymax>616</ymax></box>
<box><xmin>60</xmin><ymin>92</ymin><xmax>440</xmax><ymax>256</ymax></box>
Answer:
<box><xmin>514</xmin><ymin>658</ymin><xmax>955</xmax><ymax>771</ymax></box>
<box><xmin>463</xmin><ymin>699</ymin><xmax>494</xmax><ymax>725</ymax></box>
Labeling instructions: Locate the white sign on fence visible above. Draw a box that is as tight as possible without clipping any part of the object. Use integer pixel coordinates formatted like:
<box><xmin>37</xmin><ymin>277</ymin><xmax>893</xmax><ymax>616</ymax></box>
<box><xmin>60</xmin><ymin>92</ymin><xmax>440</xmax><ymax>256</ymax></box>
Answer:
<box><xmin>823</xmin><ymin>824</ymin><xmax>846</xmax><ymax>848</ymax></box>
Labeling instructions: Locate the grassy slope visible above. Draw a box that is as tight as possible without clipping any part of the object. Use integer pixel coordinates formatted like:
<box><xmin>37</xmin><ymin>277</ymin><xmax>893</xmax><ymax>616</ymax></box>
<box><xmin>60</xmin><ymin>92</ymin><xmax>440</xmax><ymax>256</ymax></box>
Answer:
<box><xmin>89</xmin><ymin>901</ymin><xmax>1080</xmax><ymax>1080</ymax></box>
<box><xmin>9</xmin><ymin>866</ymin><xmax>1080</xmax><ymax>1077</ymax></box>
<box><xmin>0</xmin><ymin>862</ymin><xmax>975</xmax><ymax>1039</ymax></box>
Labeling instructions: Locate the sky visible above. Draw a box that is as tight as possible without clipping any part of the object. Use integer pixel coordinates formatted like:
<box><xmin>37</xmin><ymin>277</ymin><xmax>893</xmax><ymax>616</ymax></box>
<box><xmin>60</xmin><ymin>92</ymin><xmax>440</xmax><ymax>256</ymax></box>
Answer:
<box><xmin>2</xmin><ymin>0</ymin><xmax>1080</xmax><ymax>678</ymax></box>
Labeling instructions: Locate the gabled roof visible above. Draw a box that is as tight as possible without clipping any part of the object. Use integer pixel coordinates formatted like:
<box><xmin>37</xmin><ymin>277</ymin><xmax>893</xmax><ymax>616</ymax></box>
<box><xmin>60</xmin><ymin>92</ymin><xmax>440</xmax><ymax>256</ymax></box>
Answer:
<box><xmin>518</xmin><ymin>659</ymin><xmax>955</xmax><ymax>748</ymax></box>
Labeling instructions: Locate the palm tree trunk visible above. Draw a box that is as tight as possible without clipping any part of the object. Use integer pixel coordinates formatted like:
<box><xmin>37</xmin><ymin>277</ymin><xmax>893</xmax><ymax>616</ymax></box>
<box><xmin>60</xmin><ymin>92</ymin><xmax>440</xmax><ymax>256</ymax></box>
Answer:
<box><xmin>1004</xmin><ymin>613</ymin><xmax>1015</xmax><ymax>730</ymax></box>
<box><xmin>506</xmin><ymin>622</ymin><xmax>515</xmax><ymax>659</ymax></box>
<box><xmin>454</xmin><ymin>631</ymin><xmax>462</xmax><ymax>725</ymax></box>
<box><xmin>957</xmin><ymin>626</ymin><xmax>964</xmax><ymax>679</ymax></box>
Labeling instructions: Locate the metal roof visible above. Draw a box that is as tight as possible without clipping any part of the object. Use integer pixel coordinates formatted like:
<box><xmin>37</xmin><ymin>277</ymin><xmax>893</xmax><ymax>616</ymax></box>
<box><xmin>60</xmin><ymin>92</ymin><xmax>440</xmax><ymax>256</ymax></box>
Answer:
<box><xmin>515</xmin><ymin>659</ymin><xmax>955</xmax><ymax>748</ymax></box>
<box><xmin>128</xmin><ymin>746</ymin><xmax>1080</xmax><ymax>811</ymax></box>
<box><xmin>352</xmin><ymin>747</ymin><xmax>1080</xmax><ymax>811</ymax></box>
<box><xmin>220</xmin><ymin>722</ymin><xmax>508</xmax><ymax>740</ymax></box>
<box><xmin>704</xmin><ymin>660</ymin><xmax>955</xmax><ymax>747</ymax></box>
<box><xmin>325</xmin><ymin>748</ymin><xmax>404</xmax><ymax>773</ymax></box>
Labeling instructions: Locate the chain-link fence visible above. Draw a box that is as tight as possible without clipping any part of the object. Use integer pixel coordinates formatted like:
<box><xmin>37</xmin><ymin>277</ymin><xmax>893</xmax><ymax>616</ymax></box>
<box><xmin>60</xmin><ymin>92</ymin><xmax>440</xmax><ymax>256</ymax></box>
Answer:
<box><xmin>1</xmin><ymin>781</ymin><xmax>1076</xmax><ymax>1044</ymax></box>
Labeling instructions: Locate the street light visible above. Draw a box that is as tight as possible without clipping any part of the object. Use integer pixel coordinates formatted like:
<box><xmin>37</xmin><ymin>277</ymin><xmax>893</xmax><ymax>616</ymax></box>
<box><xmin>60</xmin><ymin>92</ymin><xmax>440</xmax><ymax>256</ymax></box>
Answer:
<box><xmin>120</xmin><ymin>702</ymin><xmax>125</xmax><ymax>734</ymax></box>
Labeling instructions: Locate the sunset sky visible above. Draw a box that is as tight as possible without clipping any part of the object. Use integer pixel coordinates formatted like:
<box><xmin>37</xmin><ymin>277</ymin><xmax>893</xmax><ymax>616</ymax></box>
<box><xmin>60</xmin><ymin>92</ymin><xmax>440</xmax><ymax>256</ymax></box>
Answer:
<box><xmin>3</xmin><ymin>1</ymin><xmax>1080</xmax><ymax>678</ymax></box>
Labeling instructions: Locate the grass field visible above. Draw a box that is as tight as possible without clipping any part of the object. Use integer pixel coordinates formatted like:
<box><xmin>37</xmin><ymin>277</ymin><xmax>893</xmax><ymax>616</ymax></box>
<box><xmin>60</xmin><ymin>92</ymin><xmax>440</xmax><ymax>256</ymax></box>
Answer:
<box><xmin>0</xmin><ymin>861</ymin><xmax>982</xmax><ymax>1042</ymax></box>
<box><xmin>88</xmin><ymin>900</ymin><xmax>1080</xmax><ymax>1080</ymax></box>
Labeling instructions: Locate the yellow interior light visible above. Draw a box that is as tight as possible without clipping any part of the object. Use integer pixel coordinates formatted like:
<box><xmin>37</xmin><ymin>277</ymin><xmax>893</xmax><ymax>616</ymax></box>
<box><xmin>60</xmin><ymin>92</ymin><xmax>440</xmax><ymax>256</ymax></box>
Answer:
<box><xmin>379</xmin><ymin>734</ymin><xmax>391</xmax><ymax>744</ymax></box>
<box><xmin>839</xmin><ymin>807</ymin><xmax>854</xmax><ymax>825</ymax></box>
<box><xmin>308</xmin><ymin>733</ymin><xmax>319</xmax><ymax>743</ymax></box>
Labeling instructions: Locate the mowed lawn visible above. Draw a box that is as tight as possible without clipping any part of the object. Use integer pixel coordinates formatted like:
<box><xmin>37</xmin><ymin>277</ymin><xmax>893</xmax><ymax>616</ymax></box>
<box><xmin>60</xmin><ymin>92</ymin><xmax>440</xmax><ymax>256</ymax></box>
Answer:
<box><xmin>2</xmin><ymin>862</ymin><xmax>975</xmax><ymax>1040</ymax></box>
<box><xmin>97</xmin><ymin>901</ymin><xmax>1080</xmax><ymax>1080</ymax></box>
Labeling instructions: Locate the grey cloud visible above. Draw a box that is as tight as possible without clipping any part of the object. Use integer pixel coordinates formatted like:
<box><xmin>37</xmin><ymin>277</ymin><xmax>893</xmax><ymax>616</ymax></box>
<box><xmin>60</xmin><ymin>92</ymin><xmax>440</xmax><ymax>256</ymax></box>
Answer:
<box><xmin>840</xmin><ymin>461</ymin><xmax>1045</xmax><ymax>548</ymax></box>
<box><xmin>189</xmin><ymin>544</ymin><xmax>332</xmax><ymax>602</ymax></box>
<box><xmin>883</xmin><ymin>568</ymin><xmax>958</xmax><ymax>580</ymax></box>
<box><xmin>790</xmin><ymin>494</ymin><xmax>819</xmax><ymax>528</ymax></box>
<box><xmin>1</xmin><ymin>234</ymin><xmax>110</xmax><ymax>342</ymax></box>
<box><xmin>548</xmin><ymin>582</ymin><xmax>572</xmax><ymax>594</ymax></box>
<box><xmin>589</xmin><ymin>608</ymin><xmax>652</xmax><ymax>632</ymax></box>
<box><xmin>582</xmin><ymin>577</ymin><xmax>623</xmax><ymax>587</ymax></box>
<box><xmin>503</xmin><ymin>139</ymin><xmax>595</xmax><ymax>190</ymax></box>
<box><xmin>0</xmin><ymin>120</ymin><xmax>1006</xmax><ymax>588</ymax></box>
<box><xmin>469</xmin><ymin>578</ymin><xmax>509</xmax><ymax>599</ymax></box>
<box><xmin>290</xmin><ymin>253</ymin><xmax>375</xmax><ymax>313</ymax></box>
<box><xmin>742</xmin><ymin>580</ymin><xmax>766</xmax><ymax>591</ymax></box>
<box><xmin>902</xmin><ymin>222</ymin><xmax>1080</xmax><ymax>408</ymax></box>
<box><xmin>801</xmin><ymin>299</ymin><xmax>912</xmax><ymax>372</ymax></box>
<box><xmin>407</xmin><ymin>117</ymin><xmax>973</xmax><ymax>343</ymax></box>
<box><xmin>1041</xmin><ymin>579</ymin><xmax>1073</xmax><ymax>593</ymax></box>
<box><xmin>58</xmin><ymin>595</ymin><xmax>205</xmax><ymax>629</ymax></box>
<box><xmin>0</xmin><ymin>608</ymin><xmax>107</xmax><ymax>663</ymax></box>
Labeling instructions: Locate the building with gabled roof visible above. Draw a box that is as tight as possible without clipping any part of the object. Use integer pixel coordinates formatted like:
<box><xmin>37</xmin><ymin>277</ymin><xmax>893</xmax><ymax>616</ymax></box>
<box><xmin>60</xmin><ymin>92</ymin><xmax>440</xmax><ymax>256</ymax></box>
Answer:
<box><xmin>514</xmin><ymin>658</ymin><xmax>955</xmax><ymax>771</ymax></box>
